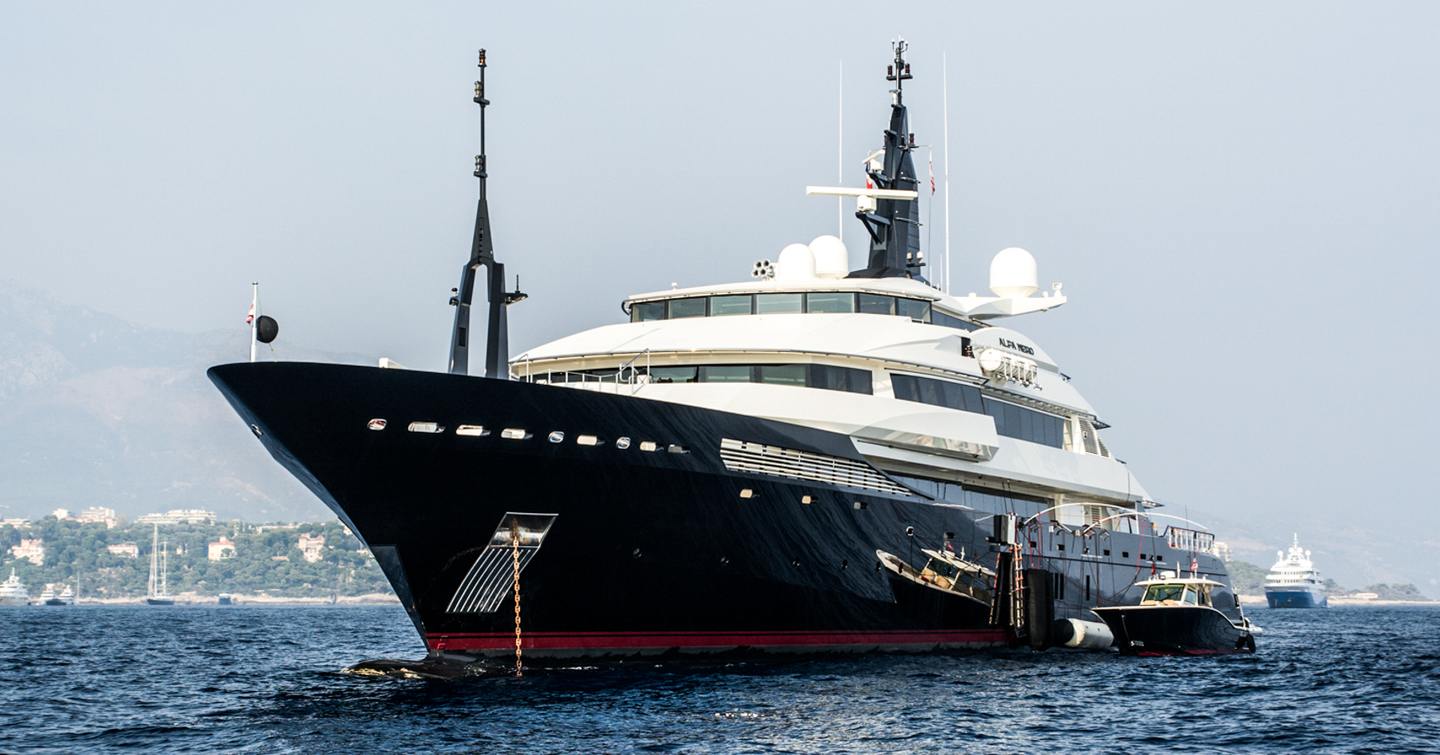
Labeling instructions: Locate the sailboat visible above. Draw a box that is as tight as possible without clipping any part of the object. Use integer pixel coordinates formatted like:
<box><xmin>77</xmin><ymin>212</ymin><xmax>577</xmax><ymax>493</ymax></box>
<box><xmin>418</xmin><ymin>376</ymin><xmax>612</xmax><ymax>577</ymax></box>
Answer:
<box><xmin>146</xmin><ymin>524</ymin><xmax>175</xmax><ymax>606</ymax></box>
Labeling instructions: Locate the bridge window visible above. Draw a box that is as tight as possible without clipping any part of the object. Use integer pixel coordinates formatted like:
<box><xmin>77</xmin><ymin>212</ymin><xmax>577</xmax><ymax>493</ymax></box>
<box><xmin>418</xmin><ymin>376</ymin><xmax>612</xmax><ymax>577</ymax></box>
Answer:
<box><xmin>669</xmin><ymin>297</ymin><xmax>707</xmax><ymax>319</ymax></box>
<box><xmin>631</xmin><ymin>300</ymin><xmax>666</xmax><ymax>322</ymax></box>
<box><xmin>858</xmin><ymin>293</ymin><xmax>896</xmax><ymax>315</ymax></box>
<box><xmin>710</xmin><ymin>294</ymin><xmax>753</xmax><ymax>316</ymax></box>
<box><xmin>698</xmin><ymin>365</ymin><xmax>751</xmax><ymax>383</ymax></box>
<box><xmin>805</xmin><ymin>292</ymin><xmax>856</xmax><ymax>313</ymax></box>
<box><xmin>649</xmin><ymin>366</ymin><xmax>698</xmax><ymax>384</ymax></box>
<box><xmin>756</xmin><ymin>364</ymin><xmax>807</xmax><ymax>386</ymax></box>
<box><xmin>932</xmin><ymin>309</ymin><xmax>978</xmax><ymax>331</ymax></box>
<box><xmin>897</xmin><ymin>298</ymin><xmax>931</xmax><ymax>323</ymax></box>
<box><xmin>755</xmin><ymin>292</ymin><xmax>804</xmax><ymax>314</ymax></box>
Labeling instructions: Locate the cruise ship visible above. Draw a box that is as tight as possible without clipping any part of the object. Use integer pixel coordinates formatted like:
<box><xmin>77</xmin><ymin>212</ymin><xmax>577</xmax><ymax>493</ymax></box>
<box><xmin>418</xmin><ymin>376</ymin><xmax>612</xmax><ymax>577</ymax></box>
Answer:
<box><xmin>210</xmin><ymin>42</ymin><xmax>1242</xmax><ymax>663</ymax></box>
<box><xmin>1264</xmin><ymin>534</ymin><xmax>1328</xmax><ymax>608</ymax></box>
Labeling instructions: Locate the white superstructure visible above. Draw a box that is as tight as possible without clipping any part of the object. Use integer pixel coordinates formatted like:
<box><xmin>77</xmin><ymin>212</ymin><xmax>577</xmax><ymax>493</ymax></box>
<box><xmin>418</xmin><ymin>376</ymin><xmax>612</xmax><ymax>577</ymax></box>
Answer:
<box><xmin>0</xmin><ymin>569</ymin><xmax>29</xmax><ymax>607</ymax></box>
<box><xmin>512</xmin><ymin>237</ymin><xmax>1151</xmax><ymax>522</ymax></box>
<box><xmin>1264</xmin><ymin>534</ymin><xmax>1327</xmax><ymax>596</ymax></box>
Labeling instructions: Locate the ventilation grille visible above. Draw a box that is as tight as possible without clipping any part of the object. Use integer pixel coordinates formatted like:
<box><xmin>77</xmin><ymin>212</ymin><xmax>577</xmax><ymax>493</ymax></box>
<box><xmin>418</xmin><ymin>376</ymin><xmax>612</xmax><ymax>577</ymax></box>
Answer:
<box><xmin>446</xmin><ymin>513</ymin><xmax>556</xmax><ymax>614</ymax></box>
<box><xmin>719</xmin><ymin>438</ymin><xmax>913</xmax><ymax>496</ymax></box>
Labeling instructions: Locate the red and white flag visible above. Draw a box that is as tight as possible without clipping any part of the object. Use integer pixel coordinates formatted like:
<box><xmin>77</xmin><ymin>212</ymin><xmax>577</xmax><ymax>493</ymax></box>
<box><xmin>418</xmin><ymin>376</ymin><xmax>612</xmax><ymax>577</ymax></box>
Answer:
<box><xmin>245</xmin><ymin>301</ymin><xmax>255</xmax><ymax>325</ymax></box>
<box><xmin>928</xmin><ymin>155</ymin><xmax>936</xmax><ymax>194</ymax></box>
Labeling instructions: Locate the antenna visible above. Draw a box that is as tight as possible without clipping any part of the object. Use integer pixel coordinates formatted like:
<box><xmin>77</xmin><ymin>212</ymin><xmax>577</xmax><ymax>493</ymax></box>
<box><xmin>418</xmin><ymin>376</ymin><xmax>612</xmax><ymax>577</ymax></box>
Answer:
<box><xmin>837</xmin><ymin>61</ymin><xmax>844</xmax><ymax>243</ymax></box>
<box><xmin>942</xmin><ymin>52</ymin><xmax>952</xmax><ymax>295</ymax></box>
<box><xmin>448</xmin><ymin>48</ymin><xmax>524</xmax><ymax>378</ymax></box>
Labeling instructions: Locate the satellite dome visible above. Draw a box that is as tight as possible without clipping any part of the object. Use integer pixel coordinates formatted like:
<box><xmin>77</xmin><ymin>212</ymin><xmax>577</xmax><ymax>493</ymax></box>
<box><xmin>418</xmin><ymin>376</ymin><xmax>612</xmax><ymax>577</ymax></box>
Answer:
<box><xmin>808</xmin><ymin>235</ymin><xmax>849</xmax><ymax>279</ymax></box>
<box><xmin>989</xmin><ymin>247</ymin><xmax>1039</xmax><ymax>298</ymax></box>
<box><xmin>774</xmin><ymin>243</ymin><xmax>817</xmax><ymax>281</ymax></box>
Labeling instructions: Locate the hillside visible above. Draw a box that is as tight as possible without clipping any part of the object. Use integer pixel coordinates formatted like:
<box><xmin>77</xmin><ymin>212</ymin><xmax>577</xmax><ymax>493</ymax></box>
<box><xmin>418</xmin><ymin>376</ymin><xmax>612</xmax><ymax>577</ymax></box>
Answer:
<box><xmin>0</xmin><ymin>279</ymin><xmax>367</xmax><ymax>522</ymax></box>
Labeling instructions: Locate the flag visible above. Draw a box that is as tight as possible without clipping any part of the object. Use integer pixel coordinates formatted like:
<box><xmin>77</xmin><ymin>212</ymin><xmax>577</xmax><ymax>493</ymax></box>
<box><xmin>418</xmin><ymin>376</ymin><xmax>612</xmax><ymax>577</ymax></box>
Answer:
<box><xmin>928</xmin><ymin>155</ymin><xmax>936</xmax><ymax>194</ymax></box>
<box><xmin>245</xmin><ymin>301</ymin><xmax>255</xmax><ymax>325</ymax></box>
<box><xmin>1190</xmin><ymin>556</ymin><xmax>1199</xmax><ymax>575</ymax></box>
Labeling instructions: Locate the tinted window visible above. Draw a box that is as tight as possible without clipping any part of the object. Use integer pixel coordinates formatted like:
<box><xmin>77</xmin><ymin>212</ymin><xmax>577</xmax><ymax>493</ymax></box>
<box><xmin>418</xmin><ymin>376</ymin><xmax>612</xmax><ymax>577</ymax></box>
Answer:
<box><xmin>756</xmin><ymin>364</ymin><xmax>807</xmax><ymax>386</ymax></box>
<box><xmin>709</xmin><ymin>295</ymin><xmax>752</xmax><ymax>316</ymax></box>
<box><xmin>632</xmin><ymin>301</ymin><xmax>666</xmax><ymax>322</ymax></box>
<box><xmin>892</xmin><ymin>374</ymin><xmax>919</xmax><ymax>402</ymax></box>
<box><xmin>809</xmin><ymin>365</ymin><xmax>872</xmax><ymax>394</ymax></box>
<box><xmin>857</xmin><ymin>293</ymin><xmax>896</xmax><ymax>315</ymax></box>
<box><xmin>897</xmin><ymin>298</ymin><xmax>931</xmax><ymax>322</ymax></box>
<box><xmin>669</xmin><ymin>297</ymin><xmax>706</xmax><ymax>319</ymax></box>
<box><xmin>932</xmin><ymin>309</ymin><xmax>978</xmax><ymax>331</ymax></box>
<box><xmin>649</xmin><ymin>366</ymin><xmax>697</xmax><ymax>383</ymax></box>
<box><xmin>756</xmin><ymin>293</ymin><xmax>804</xmax><ymax>314</ymax></box>
<box><xmin>699</xmin><ymin>365</ymin><xmax>752</xmax><ymax>383</ymax></box>
<box><xmin>805</xmin><ymin>292</ymin><xmax>856</xmax><ymax>313</ymax></box>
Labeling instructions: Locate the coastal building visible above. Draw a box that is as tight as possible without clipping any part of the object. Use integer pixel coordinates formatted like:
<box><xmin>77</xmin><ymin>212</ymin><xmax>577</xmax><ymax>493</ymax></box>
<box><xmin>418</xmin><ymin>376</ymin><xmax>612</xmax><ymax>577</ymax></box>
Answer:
<box><xmin>136</xmin><ymin>509</ymin><xmax>217</xmax><ymax>526</ymax></box>
<box><xmin>0</xmin><ymin>518</ymin><xmax>28</xmax><ymax>529</ymax></box>
<box><xmin>107</xmin><ymin>542</ymin><xmax>140</xmax><ymax>559</ymax></box>
<box><xmin>51</xmin><ymin>508</ymin><xmax>71</xmax><ymax>521</ymax></box>
<box><xmin>75</xmin><ymin>507</ymin><xmax>121</xmax><ymax>528</ymax></box>
<box><xmin>11</xmin><ymin>538</ymin><xmax>45</xmax><ymax>565</ymax></box>
<box><xmin>298</xmin><ymin>534</ymin><xmax>326</xmax><ymax>563</ymax></box>
<box><xmin>207</xmin><ymin>536</ymin><xmax>237</xmax><ymax>561</ymax></box>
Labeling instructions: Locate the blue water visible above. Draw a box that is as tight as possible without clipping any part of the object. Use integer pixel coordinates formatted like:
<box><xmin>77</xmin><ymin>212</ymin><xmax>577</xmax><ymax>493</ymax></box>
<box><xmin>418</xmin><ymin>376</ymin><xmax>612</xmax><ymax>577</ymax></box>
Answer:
<box><xmin>2</xmin><ymin>605</ymin><xmax>1438</xmax><ymax>753</ymax></box>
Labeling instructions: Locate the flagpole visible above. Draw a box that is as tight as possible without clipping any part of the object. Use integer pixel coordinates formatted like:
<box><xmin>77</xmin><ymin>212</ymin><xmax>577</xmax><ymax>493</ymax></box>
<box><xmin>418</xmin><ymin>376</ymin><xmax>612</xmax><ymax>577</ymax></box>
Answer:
<box><xmin>249</xmin><ymin>282</ymin><xmax>259</xmax><ymax>363</ymax></box>
<box><xmin>942</xmin><ymin>53</ymin><xmax>952</xmax><ymax>295</ymax></box>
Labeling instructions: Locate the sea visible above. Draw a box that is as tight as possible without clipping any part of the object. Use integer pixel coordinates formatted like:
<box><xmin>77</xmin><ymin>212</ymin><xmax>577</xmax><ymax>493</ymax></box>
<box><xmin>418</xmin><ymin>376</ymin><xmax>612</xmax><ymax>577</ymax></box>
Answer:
<box><xmin>2</xmin><ymin>604</ymin><xmax>1437</xmax><ymax>753</ymax></box>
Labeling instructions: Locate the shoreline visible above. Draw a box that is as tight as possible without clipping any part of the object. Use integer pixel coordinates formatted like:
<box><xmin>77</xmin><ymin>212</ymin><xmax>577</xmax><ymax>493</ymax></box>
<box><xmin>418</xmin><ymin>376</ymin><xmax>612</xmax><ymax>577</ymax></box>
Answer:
<box><xmin>1238</xmin><ymin>594</ymin><xmax>1437</xmax><ymax>607</ymax></box>
<box><xmin>66</xmin><ymin>593</ymin><xmax>400</xmax><ymax>606</ymax></box>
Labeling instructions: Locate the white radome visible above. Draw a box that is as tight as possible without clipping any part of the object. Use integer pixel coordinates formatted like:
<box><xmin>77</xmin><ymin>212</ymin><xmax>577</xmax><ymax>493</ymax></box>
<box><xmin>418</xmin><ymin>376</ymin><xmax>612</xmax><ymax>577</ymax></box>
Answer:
<box><xmin>989</xmin><ymin>246</ymin><xmax>1039</xmax><ymax>298</ymax></box>
<box><xmin>809</xmin><ymin>235</ymin><xmax>849</xmax><ymax>279</ymax></box>
<box><xmin>774</xmin><ymin>243</ymin><xmax>817</xmax><ymax>281</ymax></box>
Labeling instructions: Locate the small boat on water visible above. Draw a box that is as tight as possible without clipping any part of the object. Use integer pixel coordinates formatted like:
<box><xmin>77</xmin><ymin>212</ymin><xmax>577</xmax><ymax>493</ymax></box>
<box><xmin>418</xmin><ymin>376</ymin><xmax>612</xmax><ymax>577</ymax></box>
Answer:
<box><xmin>1</xmin><ymin>570</ymin><xmax>30</xmax><ymax>607</ymax></box>
<box><xmin>41</xmin><ymin>584</ymin><xmax>75</xmax><ymax>606</ymax></box>
<box><xmin>217</xmin><ymin>594</ymin><xmax>235</xmax><ymax>606</ymax></box>
<box><xmin>1092</xmin><ymin>573</ymin><xmax>1260</xmax><ymax>655</ymax></box>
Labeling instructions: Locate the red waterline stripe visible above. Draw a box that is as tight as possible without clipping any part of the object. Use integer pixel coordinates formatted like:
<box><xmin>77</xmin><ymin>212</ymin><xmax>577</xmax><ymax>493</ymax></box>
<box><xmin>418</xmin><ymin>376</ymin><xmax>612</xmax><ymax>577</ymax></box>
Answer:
<box><xmin>426</xmin><ymin>629</ymin><xmax>1011</xmax><ymax>652</ymax></box>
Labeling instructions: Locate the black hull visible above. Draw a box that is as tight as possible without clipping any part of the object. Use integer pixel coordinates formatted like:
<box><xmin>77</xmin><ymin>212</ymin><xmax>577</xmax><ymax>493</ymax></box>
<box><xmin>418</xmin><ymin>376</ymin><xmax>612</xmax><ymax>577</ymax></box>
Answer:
<box><xmin>1092</xmin><ymin>606</ymin><xmax>1255</xmax><ymax>656</ymax></box>
<box><xmin>209</xmin><ymin>362</ymin><xmax>1237</xmax><ymax>660</ymax></box>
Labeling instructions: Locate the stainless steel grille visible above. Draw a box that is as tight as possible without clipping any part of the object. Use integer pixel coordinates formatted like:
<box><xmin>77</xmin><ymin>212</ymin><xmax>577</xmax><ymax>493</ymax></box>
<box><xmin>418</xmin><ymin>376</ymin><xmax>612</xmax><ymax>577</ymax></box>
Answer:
<box><xmin>719</xmin><ymin>438</ymin><xmax>914</xmax><ymax>496</ymax></box>
<box><xmin>446</xmin><ymin>512</ymin><xmax>556</xmax><ymax>614</ymax></box>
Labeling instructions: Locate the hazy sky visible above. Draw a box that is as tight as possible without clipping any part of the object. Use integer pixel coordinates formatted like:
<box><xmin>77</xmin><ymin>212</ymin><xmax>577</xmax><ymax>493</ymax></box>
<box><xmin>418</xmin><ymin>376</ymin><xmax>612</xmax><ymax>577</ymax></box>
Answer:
<box><xmin>3</xmin><ymin>2</ymin><xmax>1438</xmax><ymax>577</ymax></box>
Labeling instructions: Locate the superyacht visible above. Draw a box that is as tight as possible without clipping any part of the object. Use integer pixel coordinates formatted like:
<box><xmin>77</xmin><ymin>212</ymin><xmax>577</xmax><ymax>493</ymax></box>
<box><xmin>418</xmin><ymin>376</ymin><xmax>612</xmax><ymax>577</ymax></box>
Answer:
<box><xmin>1264</xmin><ymin>534</ymin><xmax>1328</xmax><ymax>608</ymax></box>
<box><xmin>210</xmin><ymin>41</ymin><xmax>1240</xmax><ymax>663</ymax></box>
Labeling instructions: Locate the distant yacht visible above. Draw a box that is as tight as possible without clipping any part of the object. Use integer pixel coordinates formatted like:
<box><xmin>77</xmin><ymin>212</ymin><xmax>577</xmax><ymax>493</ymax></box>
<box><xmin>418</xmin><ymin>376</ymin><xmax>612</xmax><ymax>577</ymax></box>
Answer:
<box><xmin>1264</xmin><ymin>534</ymin><xmax>1328</xmax><ymax>608</ymax></box>
<box><xmin>146</xmin><ymin>524</ymin><xmax>175</xmax><ymax>606</ymax></box>
<box><xmin>0</xmin><ymin>569</ymin><xmax>29</xmax><ymax>607</ymax></box>
<box><xmin>42</xmin><ymin>584</ymin><xmax>75</xmax><ymax>607</ymax></box>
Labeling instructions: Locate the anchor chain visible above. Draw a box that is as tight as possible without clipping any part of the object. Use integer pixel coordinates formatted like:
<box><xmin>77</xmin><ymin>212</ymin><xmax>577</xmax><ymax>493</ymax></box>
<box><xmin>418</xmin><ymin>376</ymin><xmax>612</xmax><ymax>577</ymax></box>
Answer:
<box><xmin>511</xmin><ymin>526</ymin><xmax>523</xmax><ymax>678</ymax></box>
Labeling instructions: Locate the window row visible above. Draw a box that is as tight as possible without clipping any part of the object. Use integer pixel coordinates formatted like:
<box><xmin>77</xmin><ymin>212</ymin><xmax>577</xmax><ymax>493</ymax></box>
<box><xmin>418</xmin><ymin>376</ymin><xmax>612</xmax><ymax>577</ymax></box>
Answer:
<box><xmin>526</xmin><ymin>364</ymin><xmax>873</xmax><ymax>395</ymax></box>
<box><xmin>891</xmin><ymin>373</ymin><xmax>1065</xmax><ymax>448</ymax></box>
<box><xmin>629</xmin><ymin>292</ymin><xmax>980</xmax><ymax>332</ymax></box>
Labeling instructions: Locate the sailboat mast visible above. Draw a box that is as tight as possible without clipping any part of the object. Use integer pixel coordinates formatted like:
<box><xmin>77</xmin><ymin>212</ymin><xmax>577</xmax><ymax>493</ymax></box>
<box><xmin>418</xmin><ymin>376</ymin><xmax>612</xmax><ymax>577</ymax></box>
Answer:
<box><xmin>149</xmin><ymin>524</ymin><xmax>158</xmax><ymax>597</ymax></box>
<box><xmin>161</xmin><ymin>540</ymin><xmax>168</xmax><ymax>596</ymax></box>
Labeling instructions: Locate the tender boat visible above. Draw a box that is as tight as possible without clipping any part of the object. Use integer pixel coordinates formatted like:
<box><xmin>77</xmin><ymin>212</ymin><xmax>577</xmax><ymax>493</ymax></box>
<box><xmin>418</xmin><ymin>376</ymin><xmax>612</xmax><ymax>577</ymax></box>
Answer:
<box><xmin>41</xmin><ymin>584</ymin><xmax>74</xmax><ymax>606</ymax></box>
<box><xmin>1092</xmin><ymin>573</ymin><xmax>1259</xmax><ymax>655</ymax></box>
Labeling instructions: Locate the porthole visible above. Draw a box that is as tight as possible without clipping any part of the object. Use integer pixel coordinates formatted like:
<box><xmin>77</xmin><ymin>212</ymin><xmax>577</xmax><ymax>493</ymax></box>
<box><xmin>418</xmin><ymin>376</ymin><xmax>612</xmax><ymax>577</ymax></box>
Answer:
<box><xmin>801</xmin><ymin>495</ymin><xmax>814</xmax><ymax>505</ymax></box>
<box><xmin>576</xmin><ymin>435</ymin><xmax>601</xmax><ymax>446</ymax></box>
<box><xmin>615</xmin><ymin>437</ymin><xmax>632</xmax><ymax>450</ymax></box>
<box><xmin>639</xmin><ymin>441</ymin><xmax>659</xmax><ymax>452</ymax></box>
<box><xmin>366</xmin><ymin>418</ymin><xmax>387</xmax><ymax>431</ymax></box>
<box><xmin>407</xmin><ymin>421</ymin><xmax>444</xmax><ymax>434</ymax></box>
<box><xmin>455</xmin><ymin>424</ymin><xmax>488</xmax><ymax>437</ymax></box>
<box><xmin>853</xmin><ymin>501</ymin><xmax>867</xmax><ymax>511</ymax></box>
<box><xmin>667</xmin><ymin>444</ymin><xmax>688</xmax><ymax>454</ymax></box>
<box><xmin>501</xmin><ymin>428</ymin><xmax>530</xmax><ymax>440</ymax></box>
<box><xmin>548</xmin><ymin>431</ymin><xmax>565</xmax><ymax>444</ymax></box>
<box><xmin>739</xmin><ymin>488</ymin><xmax>755</xmax><ymax>500</ymax></box>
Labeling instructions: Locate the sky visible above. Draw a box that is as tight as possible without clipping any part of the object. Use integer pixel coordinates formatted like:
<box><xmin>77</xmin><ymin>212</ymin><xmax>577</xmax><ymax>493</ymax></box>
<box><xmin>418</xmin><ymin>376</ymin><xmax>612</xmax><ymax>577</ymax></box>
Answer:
<box><xmin>2</xmin><ymin>2</ymin><xmax>1438</xmax><ymax>581</ymax></box>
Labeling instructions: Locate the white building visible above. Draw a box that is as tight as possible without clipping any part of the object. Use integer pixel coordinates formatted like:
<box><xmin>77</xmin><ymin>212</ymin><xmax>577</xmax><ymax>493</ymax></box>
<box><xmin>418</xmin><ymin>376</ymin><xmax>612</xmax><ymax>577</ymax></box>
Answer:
<box><xmin>107</xmin><ymin>542</ymin><xmax>140</xmax><ymax>559</ymax></box>
<box><xmin>207</xmin><ymin>536</ymin><xmax>236</xmax><ymax>561</ymax></box>
<box><xmin>51</xmin><ymin>508</ymin><xmax>71</xmax><ymax>521</ymax></box>
<box><xmin>0</xmin><ymin>518</ymin><xmax>28</xmax><ymax>530</ymax></box>
<box><xmin>136</xmin><ymin>509</ymin><xmax>217</xmax><ymax>526</ymax></box>
<box><xmin>11</xmin><ymin>538</ymin><xmax>45</xmax><ymax>565</ymax></box>
<box><xmin>75</xmin><ymin>507</ymin><xmax>121</xmax><ymax>528</ymax></box>
<box><xmin>297</xmin><ymin>534</ymin><xmax>326</xmax><ymax>563</ymax></box>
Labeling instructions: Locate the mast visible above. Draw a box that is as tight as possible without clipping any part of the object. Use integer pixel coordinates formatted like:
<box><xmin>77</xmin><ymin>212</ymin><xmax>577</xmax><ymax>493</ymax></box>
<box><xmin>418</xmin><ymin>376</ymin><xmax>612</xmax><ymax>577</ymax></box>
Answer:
<box><xmin>942</xmin><ymin>52</ymin><xmax>952</xmax><ymax>295</ymax></box>
<box><xmin>148</xmin><ymin>524</ymin><xmax>158</xmax><ymax>598</ymax></box>
<box><xmin>850</xmin><ymin>39</ymin><xmax>925</xmax><ymax>280</ymax></box>
<box><xmin>448</xmin><ymin>49</ymin><xmax>525</xmax><ymax>379</ymax></box>
<box><xmin>160</xmin><ymin>540</ymin><xmax>168</xmax><ymax>597</ymax></box>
